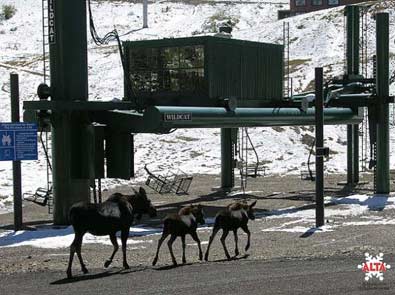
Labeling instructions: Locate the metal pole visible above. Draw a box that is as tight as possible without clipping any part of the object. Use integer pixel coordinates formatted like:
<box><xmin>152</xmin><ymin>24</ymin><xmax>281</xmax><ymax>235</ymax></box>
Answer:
<box><xmin>221</xmin><ymin>128</ymin><xmax>234</xmax><ymax>190</ymax></box>
<box><xmin>346</xmin><ymin>5</ymin><xmax>360</xmax><ymax>185</ymax></box>
<box><xmin>143</xmin><ymin>0</ymin><xmax>148</xmax><ymax>28</ymax></box>
<box><xmin>347</xmin><ymin>125</ymin><xmax>353</xmax><ymax>184</ymax></box>
<box><xmin>315</xmin><ymin>67</ymin><xmax>324</xmax><ymax>228</ymax></box>
<box><xmin>375</xmin><ymin>13</ymin><xmax>390</xmax><ymax>194</ymax></box>
<box><xmin>11</xmin><ymin>73</ymin><xmax>22</xmax><ymax>231</ymax></box>
<box><xmin>353</xmin><ymin>125</ymin><xmax>359</xmax><ymax>183</ymax></box>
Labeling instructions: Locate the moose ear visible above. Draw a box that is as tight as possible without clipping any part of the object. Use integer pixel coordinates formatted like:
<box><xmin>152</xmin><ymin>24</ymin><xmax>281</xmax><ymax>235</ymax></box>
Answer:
<box><xmin>139</xmin><ymin>187</ymin><xmax>146</xmax><ymax>196</ymax></box>
<box><xmin>250</xmin><ymin>200</ymin><xmax>257</xmax><ymax>208</ymax></box>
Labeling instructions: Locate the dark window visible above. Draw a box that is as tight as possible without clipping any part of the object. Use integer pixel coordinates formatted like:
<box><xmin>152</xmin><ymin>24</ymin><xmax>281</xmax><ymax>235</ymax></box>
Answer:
<box><xmin>129</xmin><ymin>45</ymin><xmax>205</xmax><ymax>94</ymax></box>
<box><xmin>295</xmin><ymin>0</ymin><xmax>306</xmax><ymax>6</ymax></box>
<box><xmin>312</xmin><ymin>0</ymin><xmax>323</xmax><ymax>5</ymax></box>
<box><xmin>328</xmin><ymin>0</ymin><xmax>339</xmax><ymax>5</ymax></box>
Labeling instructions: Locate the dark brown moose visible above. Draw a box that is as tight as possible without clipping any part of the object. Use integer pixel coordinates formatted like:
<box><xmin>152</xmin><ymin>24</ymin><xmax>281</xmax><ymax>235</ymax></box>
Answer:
<box><xmin>66</xmin><ymin>187</ymin><xmax>157</xmax><ymax>278</ymax></box>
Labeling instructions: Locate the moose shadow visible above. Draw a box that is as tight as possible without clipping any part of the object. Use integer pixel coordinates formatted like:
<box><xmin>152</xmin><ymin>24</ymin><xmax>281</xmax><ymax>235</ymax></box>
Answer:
<box><xmin>51</xmin><ymin>266</ymin><xmax>147</xmax><ymax>285</ymax></box>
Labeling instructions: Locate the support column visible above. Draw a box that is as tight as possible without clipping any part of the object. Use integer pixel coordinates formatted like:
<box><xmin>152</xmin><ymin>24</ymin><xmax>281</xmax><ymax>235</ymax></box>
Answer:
<box><xmin>375</xmin><ymin>13</ymin><xmax>390</xmax><ymax>194</ymax></box>
<box><xmin>50</xmin><ymin>0</ymin><xmax>90</xmax><ymax>224</ymax></box>
<box><xmin>315</xmin><ymin>67</ymin><xmax>324</xmax><ymax>228</ymax></box>
<box><xmin>221</xmin><ymin>128</ymin><xmax>234</xmax><ymax>190</ymax></box>
<box><xmin>345</xmin><ymin>5</ymin><xmax>360</xmax><ymax>185</ymax></box>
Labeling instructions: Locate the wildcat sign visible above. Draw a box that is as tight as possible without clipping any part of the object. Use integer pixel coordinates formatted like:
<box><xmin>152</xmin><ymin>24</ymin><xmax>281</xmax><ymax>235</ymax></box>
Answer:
<box><xmin>48</xmin><ymin>0</ymin><xmax>56</xmax><ymax>44</ymax></box>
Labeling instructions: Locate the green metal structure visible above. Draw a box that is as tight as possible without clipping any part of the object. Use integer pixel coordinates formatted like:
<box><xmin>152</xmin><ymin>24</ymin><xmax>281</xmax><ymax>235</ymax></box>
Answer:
<box><xmin>345</xmin><ymin>5</ymin><xmax>360</xmax><ymax>185</ymax></box>
<box><xmin>123</xmin><ymin>37</ymin><xmax>284</xmax><ymax>108</ymax></box>
<box><xmin>375</xmin><ymin>13</ymin><xmax>390</xmax><ymax>193</ymax></box>
<box><xmin>22</xmin><ymin>1</ymin><xmax>391</xmax><ymax>224</ymax></box>
<box><xmin>49</xmin><ymin>0</ymin><xmax>90</xmax><ymax>224</ymax></box>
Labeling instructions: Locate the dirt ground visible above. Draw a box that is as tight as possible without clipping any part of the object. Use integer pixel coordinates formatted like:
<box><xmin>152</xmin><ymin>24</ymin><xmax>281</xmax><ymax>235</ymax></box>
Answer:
<box><xmin>1</xmin><ymin>172</ymin><xmax>395</xmax><ymax>277</ymax></box>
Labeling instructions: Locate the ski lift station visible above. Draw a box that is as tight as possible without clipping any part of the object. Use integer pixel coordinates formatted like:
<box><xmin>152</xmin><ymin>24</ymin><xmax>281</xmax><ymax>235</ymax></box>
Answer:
<box><xmin>18</xmin><ymin>0</ymin><xmax>392</xmax><ymax>227</ymax></box>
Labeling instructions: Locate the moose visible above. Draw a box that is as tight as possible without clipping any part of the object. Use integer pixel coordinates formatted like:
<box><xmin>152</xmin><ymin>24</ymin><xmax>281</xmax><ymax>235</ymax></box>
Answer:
<box><xmin>204</xmin><ymin>200</ymin><xmax>257</xmax><ymax>261</ymax></box>
<box><xmin>66</xmin><ymin>187</ymin><xmax>157</xmax><ymax>278</ymax></box>
<box><xmin>152</xmin><ymin>204</ymin><xmax>205</xmax><ymax>266</ymax></box>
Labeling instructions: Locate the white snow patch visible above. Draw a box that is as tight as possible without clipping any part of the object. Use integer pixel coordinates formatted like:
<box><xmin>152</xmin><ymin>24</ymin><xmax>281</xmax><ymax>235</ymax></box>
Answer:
<box><xmin>262</xmin><ymin>225</ymin><xmax>333</xmax><ymax>233</ymax></box>
<box><xmin>0</xmin><ymin>225</ymin><xmax>157</xmax><ymax>249</ymax></box>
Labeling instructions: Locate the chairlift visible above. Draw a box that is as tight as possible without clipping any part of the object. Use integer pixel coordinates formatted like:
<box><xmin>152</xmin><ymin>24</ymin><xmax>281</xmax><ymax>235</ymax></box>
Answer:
<box><xmin>23</xmin><ymin>186</ymin><xmax>52</xmax><ymax>207</ymax></box>
<box><xmin>144</xmin><ymin>165</ymin><xmax>193</xmax><ymax>195</ymax></box>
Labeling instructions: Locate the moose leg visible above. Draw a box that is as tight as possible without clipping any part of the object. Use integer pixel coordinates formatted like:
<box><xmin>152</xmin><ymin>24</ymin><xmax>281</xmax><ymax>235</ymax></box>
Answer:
<box><xmin>220</xmin><ymin>229</ymin><xmax>231</xmax><ymax>260</ymax></box>
<box><xmin>204</xmin><ymin>226</ymin><xmax>220</xmax><ymax>261</ymax></box>
<box><xmin>190</xmin><ymin>231</ymin><xmax>203</xmax><ymax>261</ymax></box>
<box><xmin>152</xmin><ymin>231</ymin><xmax>170</xmax><ymax>266</ymax></box>
<box><xmin>121</xmin><ymin>229</ymin><xmax>130</xmax><ymax>269</ymax></box>
<box><xmin>233</xmin><ymin>229</ymin><xmax>239</xmax><ymax>257</ymax></box>
<box><xmin>241</xmin><ymin>224</ymin><xmax>251</xmax><ymax>251</ymax></box>
<box><xmin>104</xmin><ymin>233</ymin><xmax>119</xmax><ymax>268</ymax></box>
<box><xmin>167</xmin><ymin>234</ymin><xmax>178</xmax><ymax>266</ymax></box>
<box><xmin>75</xmin><ymin>233</ymin><xmax>88</xmax><ymax>275</ymax></box>
<box><xmin>181</xmin><ymin>235</ymin><xmax>186</xmax><ymax>264</ymax></box>
<box><xmin>66</xmin><ymin>234</ymin><xmax>79</xmax><ymax>278</ymax></box>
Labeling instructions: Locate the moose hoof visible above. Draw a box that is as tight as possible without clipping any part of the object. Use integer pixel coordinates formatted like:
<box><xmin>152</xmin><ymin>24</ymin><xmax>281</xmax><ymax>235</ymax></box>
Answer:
<box><xmin>182</xmin><ymin>259</ymin><xmax>186</xmax><ymax>264</ymax></box>
<box><xmin>124</xmin><ymin>263</ymin><xmax>130</xmax><ymax>270</ymax></box>
<box><xmin>172</xmin><ymin>261</ymin><xmax>178</xmax><ymax>267</ymax></box>
<box><xmin>66</xmin><ymin>271</ymin><xmax>72</xmax><ymax>279</ymax></box>
<box><xmin>235</xmin><ymin>250</ymin><xmax>239</xmax><ymax>257</ymax></box>
<box><xmin>104</xmin><ymin>260</ymin><xmax>112</xmax><ymax>268</ymax></box>
<box><xmin>204</xmin><ymin>254</ymin><xmax>209</xmax><ymax>261</ymax></box>
<box><xmin>82</xmin><ymin>267</ymin><xmax>89</xmax><ymax>274</ymax></box>
<box><xmin>245</xmin><ymin>245</ymin><xmax>250</xmax><ymax>252</ymax></box>
<box><xmin>152</xmin><ymin>258</ymin><xmax>158</xmax><ymax>266</ymax></box>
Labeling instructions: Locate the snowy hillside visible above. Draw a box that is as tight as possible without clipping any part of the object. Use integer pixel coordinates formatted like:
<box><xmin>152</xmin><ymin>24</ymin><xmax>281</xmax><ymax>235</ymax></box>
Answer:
<box><xmin>0</xmin><ymin>0</ymin><xmax>394</xmax><ymax>213</ymax></box>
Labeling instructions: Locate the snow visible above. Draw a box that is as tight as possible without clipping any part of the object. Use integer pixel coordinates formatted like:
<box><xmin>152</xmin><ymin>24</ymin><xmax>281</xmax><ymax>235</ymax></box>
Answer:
<box><xmin>0</xmin><ymin>225</ymin><xmax>158</xmax><ymax>248</ymax></box>
<box><xmin>261</xmin><ymin>193</ymin><xmax>395</xmax><ymax>233</ymax></box>
<box><xmin>0</xmin><ymin>0</ymin><xmax>394</xmax><ymax>215</ymax></box>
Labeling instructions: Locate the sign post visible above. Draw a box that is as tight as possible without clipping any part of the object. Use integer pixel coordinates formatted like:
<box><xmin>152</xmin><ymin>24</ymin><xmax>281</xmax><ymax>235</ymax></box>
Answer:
<box><xmin>4</xmin><ymin>73</ymin><xmax>38</xmax><ymax>230</ymax></box>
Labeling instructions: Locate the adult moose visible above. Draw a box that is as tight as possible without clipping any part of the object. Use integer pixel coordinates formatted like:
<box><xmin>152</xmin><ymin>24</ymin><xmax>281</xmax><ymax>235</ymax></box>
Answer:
<box><xmin>204</xmin><ymin>200</ymin><xmax>257</xmax><ymax>261</ymax></box>
<box><xmin>66</xmin><ymin>187</ymin><xmax>157</xmax><ymax>278</ymax></box>
<box><xmin>152</xmin><ymin>204</ymin><xmax>205</xmax><ymax>266</ymax></box>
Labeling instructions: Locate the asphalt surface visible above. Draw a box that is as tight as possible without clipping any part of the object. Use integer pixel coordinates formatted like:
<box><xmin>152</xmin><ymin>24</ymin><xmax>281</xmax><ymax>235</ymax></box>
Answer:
<box><xmin>0</xmin><ymin>256</ymin><xmax>393</xmax><ymax>295</ymax></box>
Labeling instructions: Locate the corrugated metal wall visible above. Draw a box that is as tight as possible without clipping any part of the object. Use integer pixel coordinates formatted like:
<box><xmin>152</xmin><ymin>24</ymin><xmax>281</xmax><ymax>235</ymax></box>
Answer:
<box><xmin>208</xmin><ymin>39</ymin><xmax>283</xmax><ymax>105</ymax></box>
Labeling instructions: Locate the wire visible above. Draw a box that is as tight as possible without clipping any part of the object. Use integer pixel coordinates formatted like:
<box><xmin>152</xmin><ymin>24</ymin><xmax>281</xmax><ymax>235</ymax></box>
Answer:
<box><xmin>88</xmin><ymin>0</ymin><xmax>118</xmax><ymax>45</ymax></box>
<box><xmin>87</xmin><ymin>0</ymin><xmax>144</xmax><ymax>111</ymax></box>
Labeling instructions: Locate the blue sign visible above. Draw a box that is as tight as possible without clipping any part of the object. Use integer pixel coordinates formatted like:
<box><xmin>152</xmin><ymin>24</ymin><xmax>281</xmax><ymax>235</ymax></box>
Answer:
<box><xmin>0</xmin><ymin>123</ymin><xmax>38</xmax><ymax>161</ymax></box>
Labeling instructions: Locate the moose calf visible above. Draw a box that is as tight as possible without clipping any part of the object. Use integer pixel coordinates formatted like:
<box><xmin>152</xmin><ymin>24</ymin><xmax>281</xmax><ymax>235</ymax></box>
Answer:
<box><xmin>67</xmin><ymin>187</ymin><xmax>157</xmax><ymax>278</ymax></box>
<box><xmin>204</xmin><ymin>200</ymin><xmax>257</xmax><ymax>261</ymax></box>
<box><xmin>152</xmin><ymin>204</ymin><xmax>205</xmax><ymax>266</ymax></box>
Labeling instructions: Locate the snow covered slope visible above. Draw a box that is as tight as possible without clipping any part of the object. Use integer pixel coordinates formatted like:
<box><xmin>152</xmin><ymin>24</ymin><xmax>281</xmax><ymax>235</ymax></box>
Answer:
<box><xmin>0</xmin><ymin>0</ymin><xmax>394</xmax><ymax>212</ymax></box>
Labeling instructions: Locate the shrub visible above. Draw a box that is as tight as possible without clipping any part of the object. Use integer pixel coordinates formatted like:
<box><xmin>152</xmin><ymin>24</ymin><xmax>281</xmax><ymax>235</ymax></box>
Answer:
<box><xmin>2</xmin><ymin>5</ymin><xmax>17</xmax><ymax>20</ymax></box>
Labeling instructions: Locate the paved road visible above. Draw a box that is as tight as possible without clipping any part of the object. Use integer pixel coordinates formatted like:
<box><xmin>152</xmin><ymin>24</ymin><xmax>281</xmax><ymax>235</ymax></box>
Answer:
<box><xmin>0</xmin><ymin>256</ymin><xmax>393</xmax><ymax>295</ymax></box>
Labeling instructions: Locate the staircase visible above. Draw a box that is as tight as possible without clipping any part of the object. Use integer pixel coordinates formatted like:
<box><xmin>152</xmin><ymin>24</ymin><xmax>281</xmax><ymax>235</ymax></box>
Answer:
<box><xmin>238</xmin><ymin>128</ymin><xmax>265</xmax><ymax>190</ymax></box>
